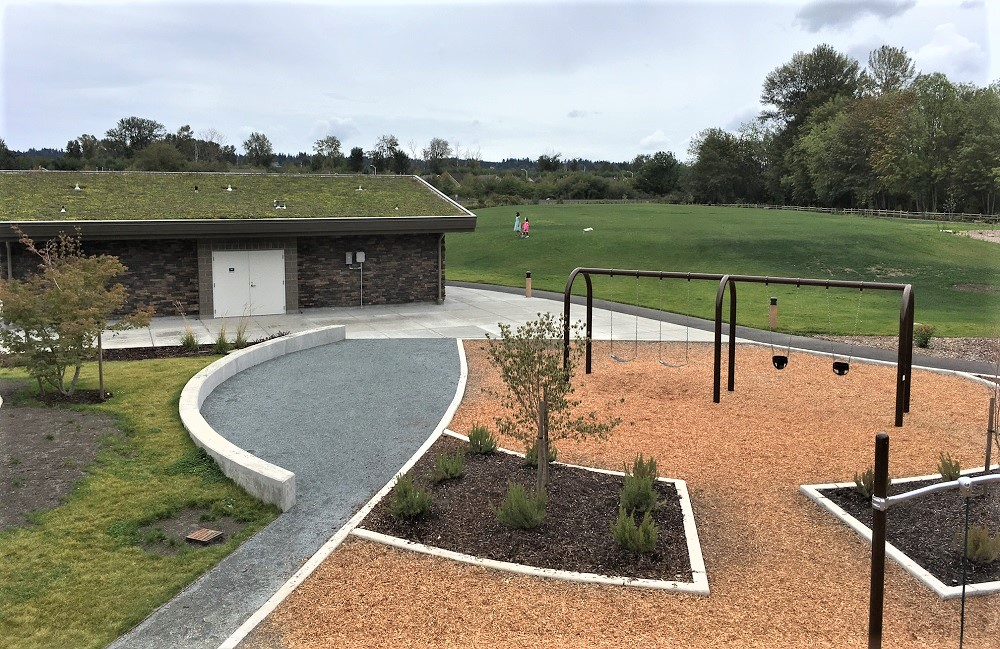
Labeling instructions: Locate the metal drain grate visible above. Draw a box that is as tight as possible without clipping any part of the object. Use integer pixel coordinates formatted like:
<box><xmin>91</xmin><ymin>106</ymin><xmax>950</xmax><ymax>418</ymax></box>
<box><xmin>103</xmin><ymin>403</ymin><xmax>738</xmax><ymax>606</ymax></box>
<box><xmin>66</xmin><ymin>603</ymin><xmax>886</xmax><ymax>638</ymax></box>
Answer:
<box><xmin>185</xmin><ymin>528</ymin><xmax>224</xmax><ymax>545</ymax></box>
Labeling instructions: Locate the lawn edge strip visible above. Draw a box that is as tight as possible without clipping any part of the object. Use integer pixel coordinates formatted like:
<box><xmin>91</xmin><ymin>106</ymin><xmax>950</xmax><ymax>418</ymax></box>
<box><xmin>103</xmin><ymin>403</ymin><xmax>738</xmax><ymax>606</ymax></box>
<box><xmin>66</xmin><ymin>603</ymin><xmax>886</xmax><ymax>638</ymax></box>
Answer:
<box><xmin>800</xmin><ymin>463</ymin><xmax>1000</xmax><ymax>600</ymax></box>
<box><xmin>352</xmin><ymin>428</ymin><xmax>710</xmax><ymax>595</ymax></box>
<box><xmin>217</xmin><ymin>337</ymin><xmax>469</xmax><ymax>649</ymax></box>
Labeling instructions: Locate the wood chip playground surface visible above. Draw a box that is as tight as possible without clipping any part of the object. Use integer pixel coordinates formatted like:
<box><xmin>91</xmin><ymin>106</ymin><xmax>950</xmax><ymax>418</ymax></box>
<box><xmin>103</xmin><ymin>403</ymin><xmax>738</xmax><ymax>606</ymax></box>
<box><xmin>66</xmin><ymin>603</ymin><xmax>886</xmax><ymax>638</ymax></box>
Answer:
<box><xmin>242</xmin><ymin>341</ymin><xmax>999</xmax><ymax>649</ymax></box>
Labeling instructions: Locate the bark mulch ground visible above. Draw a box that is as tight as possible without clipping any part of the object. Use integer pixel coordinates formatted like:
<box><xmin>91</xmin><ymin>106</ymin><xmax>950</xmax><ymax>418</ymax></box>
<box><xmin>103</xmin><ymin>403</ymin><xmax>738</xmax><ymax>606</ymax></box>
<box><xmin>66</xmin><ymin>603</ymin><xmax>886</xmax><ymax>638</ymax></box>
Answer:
<box><xmin>361</xmin><ymin>434</ymin><xmax>691</xmax><ymax>582</ymax></box>
<box><xmin>243</xmin><ymin>341</ymin><xmax>1000</xmax><ymax>649</ymax></box>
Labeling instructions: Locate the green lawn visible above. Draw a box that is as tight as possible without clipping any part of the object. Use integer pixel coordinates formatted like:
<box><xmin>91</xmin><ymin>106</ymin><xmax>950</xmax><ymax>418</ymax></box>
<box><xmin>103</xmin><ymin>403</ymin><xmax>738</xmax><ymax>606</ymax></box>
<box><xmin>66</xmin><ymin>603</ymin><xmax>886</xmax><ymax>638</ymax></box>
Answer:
<box><xmin>448</xmin><ymin>204</ymin><xmax>1000</xmax><ymax>336</ymax></box>
<box><xmin>0</xmin><ymin>172</ymin><xmax>466</xmax><ymax>220</ymax></box>
<box><xmin>0</xmin><ymin>359</ymin><xmax>279</xmax><ymax>649</ymax></box>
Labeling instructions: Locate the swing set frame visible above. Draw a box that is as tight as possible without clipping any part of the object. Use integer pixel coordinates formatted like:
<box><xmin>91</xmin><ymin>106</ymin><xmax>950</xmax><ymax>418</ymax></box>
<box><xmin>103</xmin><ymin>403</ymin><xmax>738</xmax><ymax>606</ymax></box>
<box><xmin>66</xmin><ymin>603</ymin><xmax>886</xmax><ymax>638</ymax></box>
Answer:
<box><xmin>561</xmin><ymin>268</ymin><xmax>916</xmax><ymax>427</ymax></box>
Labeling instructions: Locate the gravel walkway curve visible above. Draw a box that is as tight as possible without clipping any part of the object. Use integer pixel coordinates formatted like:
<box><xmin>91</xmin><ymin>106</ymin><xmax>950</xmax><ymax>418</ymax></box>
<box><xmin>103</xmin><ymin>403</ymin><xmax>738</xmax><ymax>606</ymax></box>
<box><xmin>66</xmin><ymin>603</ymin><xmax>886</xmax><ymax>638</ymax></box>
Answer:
<box><xmin>107</xmin><ymin>339</ymin><xmax>460</xmax><ymax>649</ymax></box>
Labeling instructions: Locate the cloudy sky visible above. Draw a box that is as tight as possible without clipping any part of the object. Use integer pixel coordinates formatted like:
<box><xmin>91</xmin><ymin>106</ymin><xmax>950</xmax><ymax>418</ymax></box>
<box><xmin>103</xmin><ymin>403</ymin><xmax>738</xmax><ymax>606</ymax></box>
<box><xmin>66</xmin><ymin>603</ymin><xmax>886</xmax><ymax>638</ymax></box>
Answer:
<box><xmin>1</xmin><ymin>0</ymin><xmax>996</xmax><ymax>162</ymax></box>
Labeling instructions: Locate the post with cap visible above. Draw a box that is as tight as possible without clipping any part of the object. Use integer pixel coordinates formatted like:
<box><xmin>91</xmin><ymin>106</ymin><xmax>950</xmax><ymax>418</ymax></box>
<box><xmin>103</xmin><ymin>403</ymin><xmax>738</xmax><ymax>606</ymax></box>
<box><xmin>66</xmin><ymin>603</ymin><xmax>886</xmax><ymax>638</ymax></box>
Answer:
<box><xmin>525</xmin><ymin>271</ymin><xmax>532</xmax><ymax>298</ymax></box>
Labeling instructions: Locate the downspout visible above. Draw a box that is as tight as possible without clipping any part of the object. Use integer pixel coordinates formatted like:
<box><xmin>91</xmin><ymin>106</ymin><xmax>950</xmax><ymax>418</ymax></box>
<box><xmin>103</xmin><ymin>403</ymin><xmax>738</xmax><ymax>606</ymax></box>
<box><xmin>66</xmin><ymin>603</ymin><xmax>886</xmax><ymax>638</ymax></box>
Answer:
<box><xmin>437</xmin><ymin>233</ymin><xmax>445</xmax><ymax>304</ymax></box>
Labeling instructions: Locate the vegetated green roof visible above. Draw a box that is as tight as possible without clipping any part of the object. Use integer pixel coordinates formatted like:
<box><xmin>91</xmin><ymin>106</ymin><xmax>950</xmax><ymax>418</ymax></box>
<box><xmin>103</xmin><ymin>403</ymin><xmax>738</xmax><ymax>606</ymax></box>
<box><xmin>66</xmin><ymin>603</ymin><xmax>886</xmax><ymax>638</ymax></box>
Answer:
<box><xmin>0</xmin><ymin>171</ymin><xmax>467</xmax><ymax>221</ymax></box>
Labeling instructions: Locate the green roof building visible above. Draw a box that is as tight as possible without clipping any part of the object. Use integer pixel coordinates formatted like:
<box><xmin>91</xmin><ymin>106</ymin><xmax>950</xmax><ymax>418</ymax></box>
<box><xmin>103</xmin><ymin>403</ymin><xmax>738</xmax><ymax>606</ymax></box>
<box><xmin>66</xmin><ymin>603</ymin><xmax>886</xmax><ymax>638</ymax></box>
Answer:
<box><xmin>0</xmin><ymin>171</ymin><xmax>476</xmax><ymax>317</ymax></box>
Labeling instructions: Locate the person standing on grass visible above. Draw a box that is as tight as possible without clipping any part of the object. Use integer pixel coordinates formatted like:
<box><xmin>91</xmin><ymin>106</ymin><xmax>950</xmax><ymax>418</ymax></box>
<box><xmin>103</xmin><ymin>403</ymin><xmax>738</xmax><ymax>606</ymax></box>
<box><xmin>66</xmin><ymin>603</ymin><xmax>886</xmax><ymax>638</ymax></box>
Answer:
<box><xmin>522</xmin><ymin>217</ymin><xmax>530</xmax><ymax>238</ymax></box>
<box><xmin>514</xmin><ymin>211</ymin><xmax>521</xmax><ymax>236</ymax></box>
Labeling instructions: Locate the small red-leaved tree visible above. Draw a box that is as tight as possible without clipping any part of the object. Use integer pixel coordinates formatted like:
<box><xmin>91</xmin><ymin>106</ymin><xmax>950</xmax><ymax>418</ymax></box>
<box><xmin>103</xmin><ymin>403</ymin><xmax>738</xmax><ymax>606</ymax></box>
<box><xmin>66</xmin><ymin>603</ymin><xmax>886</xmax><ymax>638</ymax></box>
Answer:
<box><xmin>0</xmin><ymin>227</ymin><xmax>152</xmax><ymax>397</ymax></box>
<box><xmin>485</xmin><ymin>312</ymin><xmax>622</xmax><ymax>494</ymax></box>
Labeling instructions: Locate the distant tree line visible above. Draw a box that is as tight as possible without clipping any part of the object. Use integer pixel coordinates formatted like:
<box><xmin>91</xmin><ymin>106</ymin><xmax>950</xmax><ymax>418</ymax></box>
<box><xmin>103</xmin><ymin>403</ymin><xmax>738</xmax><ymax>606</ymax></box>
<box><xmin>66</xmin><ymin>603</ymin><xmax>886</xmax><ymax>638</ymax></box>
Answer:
<box><xmin>2</xmin><ymin>43</ymin><xmax>995</xmax><ymax>213</ymax></box>
<box><xmin>688</xmin><ymin>44</ymin><xmax>1000</xmax><ymax>214</ymax></box>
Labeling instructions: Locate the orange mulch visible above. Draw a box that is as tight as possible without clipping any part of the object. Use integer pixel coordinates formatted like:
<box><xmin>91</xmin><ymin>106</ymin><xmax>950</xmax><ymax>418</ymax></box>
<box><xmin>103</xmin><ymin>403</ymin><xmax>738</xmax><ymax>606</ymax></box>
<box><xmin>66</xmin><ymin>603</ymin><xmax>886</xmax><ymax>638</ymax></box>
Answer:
<box><xmin>244</xmin><ymin>341</ymin><xmax>1000</xmax><ymax>649</ymax></box>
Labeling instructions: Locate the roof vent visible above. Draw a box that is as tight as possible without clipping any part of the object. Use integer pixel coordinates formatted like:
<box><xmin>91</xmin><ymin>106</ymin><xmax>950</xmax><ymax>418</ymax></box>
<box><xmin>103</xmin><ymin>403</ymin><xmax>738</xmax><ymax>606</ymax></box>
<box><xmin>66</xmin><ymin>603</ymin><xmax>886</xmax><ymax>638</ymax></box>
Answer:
<box><xmin>226</xmin><ymin>185</ymin><xmax>233</xmax><ymax>192</ymax></box>
<box><xmin>194</xmin><ymin>185</ymin><xmax>199</xmax><ymax>192</ymax></box>
<box><xmin>60</xmin><ymin>206</ymin><xmax>66</xmax><ymax>213</ymax></box>
<box><xmin>356</xmin><ymin>185</ymin><xmax>363</xmax><ymax>191</ymax></box>
<box><xmin>73</xmin><ymin>183</ymin><xmax>82</xmax><ymax>191</ymax></box>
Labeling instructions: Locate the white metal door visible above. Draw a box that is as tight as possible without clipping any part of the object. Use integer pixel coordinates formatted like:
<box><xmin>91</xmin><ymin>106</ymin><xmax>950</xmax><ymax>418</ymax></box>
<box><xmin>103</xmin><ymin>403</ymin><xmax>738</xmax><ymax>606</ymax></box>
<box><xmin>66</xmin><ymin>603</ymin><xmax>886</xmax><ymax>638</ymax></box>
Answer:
<box><xmin>212</xmin><ymin>250</ymin><xmax>286</xmax><ymax>317</ymax></box>
<box><xmin>212</xmin><ymin>251</ymin><xmax>251</xmax><ymax>318</ymax></box>
<box><xmin>249</xmin><ymin>249</ymin><xmax>286</xmax><ymax>316</ymax></box>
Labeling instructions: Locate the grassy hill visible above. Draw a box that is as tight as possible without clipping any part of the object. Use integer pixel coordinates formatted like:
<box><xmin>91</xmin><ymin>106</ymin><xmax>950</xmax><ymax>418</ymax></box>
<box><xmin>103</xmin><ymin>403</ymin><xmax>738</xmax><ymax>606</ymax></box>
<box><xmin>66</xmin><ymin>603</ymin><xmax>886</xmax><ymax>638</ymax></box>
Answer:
<box><xmin>0</xmin><ymin>172</ymin><xmax>465</xmax><ymax>220</ymax></box>
<box><xmin>448</xmin><ymin>203</ymin><xmax>1000</xmax><ymax>336</ymax></box>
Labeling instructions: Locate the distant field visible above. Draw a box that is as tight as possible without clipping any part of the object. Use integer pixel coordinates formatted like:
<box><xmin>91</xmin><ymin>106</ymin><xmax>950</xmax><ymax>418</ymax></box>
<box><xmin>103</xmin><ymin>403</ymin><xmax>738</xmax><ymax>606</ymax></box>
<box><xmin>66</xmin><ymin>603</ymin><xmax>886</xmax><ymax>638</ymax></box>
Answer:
<box><xmin>447</xmin><ymin>203</ymin><xmax>1000</xmax><ymax>337</ymax></box>
<box><xmin>0</xmin><ymin>172</ymin><xmax>465</xmax><ymax>220</ymax></box>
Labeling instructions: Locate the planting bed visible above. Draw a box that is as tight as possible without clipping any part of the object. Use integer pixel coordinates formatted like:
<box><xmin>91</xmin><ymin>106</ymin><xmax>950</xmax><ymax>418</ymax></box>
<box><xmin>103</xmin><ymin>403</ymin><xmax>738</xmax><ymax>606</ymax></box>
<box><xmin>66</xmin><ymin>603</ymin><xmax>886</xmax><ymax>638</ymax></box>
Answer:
<box><xmin>243</xmin><ymin>341</ymin><xmax>1000</xmax><ymax>649</ymax></box>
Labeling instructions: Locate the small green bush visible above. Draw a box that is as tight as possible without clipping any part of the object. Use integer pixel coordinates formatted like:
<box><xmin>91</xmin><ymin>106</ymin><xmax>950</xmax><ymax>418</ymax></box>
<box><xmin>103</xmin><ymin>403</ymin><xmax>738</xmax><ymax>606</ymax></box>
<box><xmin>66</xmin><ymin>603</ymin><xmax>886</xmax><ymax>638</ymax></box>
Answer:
<box><xmin>234</xmin><ymin>316</ymin><xmax>250</xmax><ymax>349</ymax></box>
<box><xmin>914</xmin><ymin>323</ymin><xmax>934</xmax><ymax>349</ymax></box>
<box><xmin>433</xmin><ymin>449</ymin><xmax>465</xmax><ymax>483</ymax></box>
<box><xmin>389</xmin><ymin>474</ymin><xmax>432</xmax><ymax>521</ymax></box>
<box><xmin>937</xmin><ymin>452</ymin><xmax>961</xmax><ymax>482</ymax></box>
<box><xmin>213</xmin><ymin>324</ymin><xmax>232</xmax><ymax>354</ymax></box>
<box><xmin>523</xmin><ymin>439</ymin><xmax>557</xmax><ymax>467</ymax></box>
<box><xmin>494</xmin><ymin>482</ymin><xmax>546</xmax><ymax>530</ymax></box>
<box><xmin>611</xmin><ymin>507</ymin><xmax>658</xmax><ymax>554</ymax></box>
<box><xmin>620</xmin><ymin>453</ymin><xmax>659</xmax><ymax>514</ymax></box>
<box><xmin>964</xmin><ymin>526</ymin><xmax>1000</xmax><ymax>564</ymax></box>
<box><xmin>854</xmin><ymin>467</ymin><xmax>891</xmax><ymax>499</ymax></box>
<box><xmin>467</xmin><ymin>424</ymin><xmax>497</xmax><ymax>455</ymax></box>
<box><xmin>180</xmin><ymin>328</ymin><xmax>199</xmax><ymax>352</ymax></box>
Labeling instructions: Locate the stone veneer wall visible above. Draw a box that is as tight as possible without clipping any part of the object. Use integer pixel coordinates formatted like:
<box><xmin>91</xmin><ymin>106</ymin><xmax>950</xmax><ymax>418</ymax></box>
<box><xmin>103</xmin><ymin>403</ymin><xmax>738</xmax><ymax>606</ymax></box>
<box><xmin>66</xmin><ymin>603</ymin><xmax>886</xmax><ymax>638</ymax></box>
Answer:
<box><xmin>298</xmin><ymin>233</ymin><xmax>443</xmax><ymax>307</ymax></box>
<box><xmin>2</xmin><ymin>238</ymin><xmax>199</xmax><ymax>318</ymax></box>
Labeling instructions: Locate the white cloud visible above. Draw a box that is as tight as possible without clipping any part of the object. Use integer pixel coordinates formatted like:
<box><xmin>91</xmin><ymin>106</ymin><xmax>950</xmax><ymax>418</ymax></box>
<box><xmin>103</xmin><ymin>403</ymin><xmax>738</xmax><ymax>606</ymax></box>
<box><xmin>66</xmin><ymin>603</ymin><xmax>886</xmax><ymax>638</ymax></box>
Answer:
<box><xmin>913</xmin><ymin>23</ymin><xmax>987</xmax><ymax>82</ymax></box>
<box><xmin>638</xmin><ymin>129</ymin><xmax>671</xmax><ymax>151</ymax></box>
<box><xmin>795</xmin><ymin>0</ymin><xmax>916</xmax><ymax>32</ymax></box>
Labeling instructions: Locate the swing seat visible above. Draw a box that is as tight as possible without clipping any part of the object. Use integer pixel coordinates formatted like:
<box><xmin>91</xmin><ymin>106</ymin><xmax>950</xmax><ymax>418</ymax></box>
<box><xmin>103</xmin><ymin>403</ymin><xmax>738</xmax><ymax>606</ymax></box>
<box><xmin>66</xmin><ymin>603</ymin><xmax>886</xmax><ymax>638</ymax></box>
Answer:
<box><xmin>772</xmin><ymin>355</ymin><xmax>788</xmax><ymax>370</ymax></box>
<box><xmin>832</xmin><ymin>361</ymin><xmax>850</xmax><ymax>376</ymax></box>
<box><xmin>659</xmin><ymin>358</ymin><xmax>686</xmax><ymax>368</ymax></box>
<box><xmin>610</xmin><ymin>354</ymin><xmax>631</xmax><ymax>363</ymax></box>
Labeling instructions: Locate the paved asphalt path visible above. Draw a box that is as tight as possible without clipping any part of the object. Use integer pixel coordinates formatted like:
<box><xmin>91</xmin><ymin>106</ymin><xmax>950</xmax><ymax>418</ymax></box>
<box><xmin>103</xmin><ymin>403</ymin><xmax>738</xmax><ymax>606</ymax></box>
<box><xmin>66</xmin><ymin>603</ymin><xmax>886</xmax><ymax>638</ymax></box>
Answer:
<box><xmin>107</xmin><ymin>339</ymin><xmax>460</xmax><ymax>649</ymax></box>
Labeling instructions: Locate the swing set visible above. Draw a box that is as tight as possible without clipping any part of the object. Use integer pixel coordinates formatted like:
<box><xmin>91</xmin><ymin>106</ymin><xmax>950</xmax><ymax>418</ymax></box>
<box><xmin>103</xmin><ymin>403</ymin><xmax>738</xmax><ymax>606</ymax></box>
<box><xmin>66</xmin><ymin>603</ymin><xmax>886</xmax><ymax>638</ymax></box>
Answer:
<box><xmin>562</xmin><ymin>268</ymin><xmax>915</xmax><ymax>427</ymax></box>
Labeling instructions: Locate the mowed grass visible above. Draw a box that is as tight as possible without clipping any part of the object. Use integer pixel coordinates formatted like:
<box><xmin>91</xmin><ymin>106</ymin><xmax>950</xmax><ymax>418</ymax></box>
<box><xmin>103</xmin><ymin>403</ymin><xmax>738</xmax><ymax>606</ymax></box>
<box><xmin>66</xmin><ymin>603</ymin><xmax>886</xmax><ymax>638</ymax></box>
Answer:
<box><xmin>448</xmin><ymin>204</ymin><xmax>1000</xmax><ymax>336</ymax></box>
<box><xmin>0</xmin><ymin>359</ymin><xmax>279</xmax><ymax>649</ymax></box>
<box><xmin>0</xmin><ymin>171</ymin><xmax>466</xmax><ymax>220</ymax></box>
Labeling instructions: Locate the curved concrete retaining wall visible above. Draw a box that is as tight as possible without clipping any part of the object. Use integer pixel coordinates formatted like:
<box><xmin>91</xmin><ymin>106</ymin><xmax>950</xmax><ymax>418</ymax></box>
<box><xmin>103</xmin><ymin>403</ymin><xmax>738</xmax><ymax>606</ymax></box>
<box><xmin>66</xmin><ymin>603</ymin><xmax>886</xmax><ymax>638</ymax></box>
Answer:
<box><xmin>179</xmin><ymin>326</ymin><xmax>346</xmax><ymax>511</ymax></box>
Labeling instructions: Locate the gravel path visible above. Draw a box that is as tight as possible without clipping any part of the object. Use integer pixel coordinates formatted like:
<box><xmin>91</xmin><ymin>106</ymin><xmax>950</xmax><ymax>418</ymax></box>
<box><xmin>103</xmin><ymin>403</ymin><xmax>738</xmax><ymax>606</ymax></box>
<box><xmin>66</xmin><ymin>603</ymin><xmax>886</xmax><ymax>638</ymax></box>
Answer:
<box><xmin>108</xmin><ymin>339</ymin><xmax>460</xmax><ymax>649</ymax></box>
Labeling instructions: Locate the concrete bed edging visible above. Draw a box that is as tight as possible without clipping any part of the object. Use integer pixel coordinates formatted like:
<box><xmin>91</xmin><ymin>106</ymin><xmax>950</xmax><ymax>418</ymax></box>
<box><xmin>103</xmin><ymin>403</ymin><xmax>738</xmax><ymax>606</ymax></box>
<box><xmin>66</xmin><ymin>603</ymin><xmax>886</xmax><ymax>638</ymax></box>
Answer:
<box><xmin>801</xmin><ymin>464</ymin><xmax>1000</xmax><ymax>600</ymax></box>
<box><xmin>178</xmin><ymin>325</ymin><xmax>347</xmax><ymax>512</ymax></box>
<box><xmin>351</xmin><ymin>429</ymin><xmax>710</xmax><ymax>595</ymax></box>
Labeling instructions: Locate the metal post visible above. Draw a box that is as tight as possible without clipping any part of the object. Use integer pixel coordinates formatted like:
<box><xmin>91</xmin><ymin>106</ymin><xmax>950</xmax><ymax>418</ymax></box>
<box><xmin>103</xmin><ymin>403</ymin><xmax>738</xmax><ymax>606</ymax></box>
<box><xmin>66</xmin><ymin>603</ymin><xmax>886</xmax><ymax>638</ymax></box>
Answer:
<box><xmin>868</xmin><ymin>432</ymin><xmax>890</xmax><ymax>649</ymax></box>
<box><xmin>98</xmin><ymin>331</ymin><xmax>105</xmax><ymax>400</ymax></box>
<box><xmin>584</xmin><ymin>273</ymin><xmax>593</xmax><ymax>374</ymax></box>
<box><xmin>987</xmin><ymin>397</ymin><xmax>997</xmax><ymax>471</ymax></box>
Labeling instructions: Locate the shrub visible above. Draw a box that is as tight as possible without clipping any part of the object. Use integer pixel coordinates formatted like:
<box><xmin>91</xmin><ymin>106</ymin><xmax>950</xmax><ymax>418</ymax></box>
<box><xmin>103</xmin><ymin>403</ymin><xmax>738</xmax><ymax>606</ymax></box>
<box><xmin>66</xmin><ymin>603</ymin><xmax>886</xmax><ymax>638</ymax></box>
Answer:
<box><xmin>213</xmin><ymin>324</ymin><xmax>232</xmax><ymax>354</ymax></box>
<box><xmin>523</xmin><ymin>439</ymin><xmax>558</xmax><ymax>467</ymax></box>
<box><xmin>180</xmin><ymin>328</ymin><xmax>199</xmax><ymax>352</ymax></box>
<box><xmin>620</xmin><ymin>453</ymin><xmax>659</xmax><ymax>514</ymax></box>
<box><xmin>964</xmin><ymin>526</ymin><xmax>1000</xmax><ymax>564</ymax></box>
<box><xmin>914</xmin><ymin>323</ymin><xmax>934</xmax><ymax>349</ymax></box>
<box><xmin>494</xmin><ymin>482</ymin><xmax>546</xmax><ymax>530</ymax></box>
<box><xmin>433</xmin><ymin>449</ymin><xmax>465</xmax><ymax>483</ymax></box>
<box><xmin>234</xmin><ymin>315</ymin><xmax>250</xmax><ymax>349</ymax></box>
<box><xmin>854</xmin><ymin>467</ymin><xmax>891</xmax><ymax>499</ymax></box>
<box><xmin>467</xmin><ymin>424</ymin><xmax>497</xmax><ymax>455</ymax></box>
<box><xmin>389</xmin><ymin>474</ymin><xmax>432</xmax><ymax>521</ymax></box>
<box><xmin>937</xmin><ymin>452</ymin><xmax>961</xmax><ymax>482</ymax></box>
<box><xmin>611</xmin><ymin>507</ymin><xmax>658</xmax><ymax>554</ymax></box>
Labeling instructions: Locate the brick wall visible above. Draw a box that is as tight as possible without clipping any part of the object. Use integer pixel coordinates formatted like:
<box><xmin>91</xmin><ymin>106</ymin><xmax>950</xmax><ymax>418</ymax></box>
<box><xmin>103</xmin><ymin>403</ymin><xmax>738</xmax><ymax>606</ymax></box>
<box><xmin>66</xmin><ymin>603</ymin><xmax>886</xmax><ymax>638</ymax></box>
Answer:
<box><xmin>298</xmin><ymin>234</ymin><xmax>443</xmax><ymax>307</ymax></box>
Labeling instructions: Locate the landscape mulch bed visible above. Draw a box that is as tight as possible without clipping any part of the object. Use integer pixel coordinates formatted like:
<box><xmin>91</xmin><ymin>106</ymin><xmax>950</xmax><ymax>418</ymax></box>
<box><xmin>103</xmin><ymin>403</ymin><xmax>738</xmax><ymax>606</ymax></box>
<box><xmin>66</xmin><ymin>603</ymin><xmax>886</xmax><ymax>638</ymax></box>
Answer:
<box><xmin>244</xmin><ymin>341</ymin><xmax>1000</xmax><ymax>649</ymax></box>
<box><xmin>820</xmin><ymin>471</ymin><xmax>1000</xmax><ymax>587</ymax></box>
<box><xmin>361</xmin><ymin>434</ymin><xmax>691</xmax><ymax>582</ymax></box>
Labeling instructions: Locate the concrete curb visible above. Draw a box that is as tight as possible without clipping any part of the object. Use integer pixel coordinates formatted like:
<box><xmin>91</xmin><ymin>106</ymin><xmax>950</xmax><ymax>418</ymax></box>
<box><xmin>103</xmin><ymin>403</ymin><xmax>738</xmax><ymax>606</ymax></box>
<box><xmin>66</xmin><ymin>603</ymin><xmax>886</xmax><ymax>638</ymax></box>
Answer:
<box><xmin>801</xmin><ymin>464</ymin><xmax>1000</xmax><ymax>600</ymax></box>
<box><xmin>216</xmin><ymin>338</ymin><xmax>469</xmax><ymax>649</ymax></box>
<box><xmin>178</xmin><ymin>325</ymin><xmax>346</xmax><ymax>512</ymax></box>
<box><xmin>352</xmin><ymin>429</ymin><xmax>710</xmax><ymax>595</ymax></box>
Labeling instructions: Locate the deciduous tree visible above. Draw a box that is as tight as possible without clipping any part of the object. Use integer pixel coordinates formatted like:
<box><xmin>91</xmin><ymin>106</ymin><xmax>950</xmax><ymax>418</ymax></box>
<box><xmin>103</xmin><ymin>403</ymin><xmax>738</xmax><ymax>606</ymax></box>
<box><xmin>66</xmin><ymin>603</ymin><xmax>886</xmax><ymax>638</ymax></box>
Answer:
<box><xmin>242</xmin><ymin>131</ymin><xmax>274</xmax><ymax>168</ymax></box>
<box><xmin>0</xmin><ymin>228</ymin><xmax>152</xmax><ymax>397</ymax></box>
<box><xmin>485</xmin><ymin>313</ymin><xmax>621</xmax><ymax>493</ymax></box>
